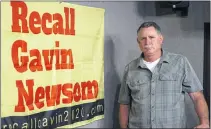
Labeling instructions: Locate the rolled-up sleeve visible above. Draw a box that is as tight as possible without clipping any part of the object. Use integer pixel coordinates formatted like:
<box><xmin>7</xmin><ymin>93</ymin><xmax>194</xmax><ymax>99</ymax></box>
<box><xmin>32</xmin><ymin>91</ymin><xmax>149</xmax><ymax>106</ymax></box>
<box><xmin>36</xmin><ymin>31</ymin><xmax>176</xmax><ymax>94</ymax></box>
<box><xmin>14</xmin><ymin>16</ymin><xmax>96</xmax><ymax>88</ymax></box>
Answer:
<box><xmin>118</xmin><ymin>65</ymin><xmax>131</xmax><ymax>105</ymax></box>
<box><xmin>182</xmin><ymin>57</ymin><xmax>203</xmax><ymax>93</ymax></box>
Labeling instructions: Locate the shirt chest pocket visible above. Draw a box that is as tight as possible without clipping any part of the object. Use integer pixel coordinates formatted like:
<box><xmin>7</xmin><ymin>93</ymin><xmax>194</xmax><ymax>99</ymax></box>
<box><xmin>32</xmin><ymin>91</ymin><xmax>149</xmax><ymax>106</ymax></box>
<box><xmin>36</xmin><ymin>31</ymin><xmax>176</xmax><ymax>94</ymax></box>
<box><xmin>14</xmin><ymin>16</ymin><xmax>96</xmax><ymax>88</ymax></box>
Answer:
<box><xmin>159</xmin><ymin>73</ymin><xmax>181</xmax><ymax>93</ymax></box>
<box><xmin>129</xmin><ymin>79</ymin><xmax>150</xmax><ymax>100</ymax></box>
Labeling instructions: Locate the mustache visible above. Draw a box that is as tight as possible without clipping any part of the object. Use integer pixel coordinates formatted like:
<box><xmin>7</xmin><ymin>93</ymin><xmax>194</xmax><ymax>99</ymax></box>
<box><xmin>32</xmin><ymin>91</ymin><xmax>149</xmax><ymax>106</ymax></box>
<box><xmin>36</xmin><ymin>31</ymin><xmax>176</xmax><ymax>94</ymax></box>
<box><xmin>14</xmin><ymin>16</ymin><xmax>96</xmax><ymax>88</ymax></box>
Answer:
<box><xmin>144</xmin><ymin>45</ymin><xmax>152</xmax><ymax>49</ymax></box>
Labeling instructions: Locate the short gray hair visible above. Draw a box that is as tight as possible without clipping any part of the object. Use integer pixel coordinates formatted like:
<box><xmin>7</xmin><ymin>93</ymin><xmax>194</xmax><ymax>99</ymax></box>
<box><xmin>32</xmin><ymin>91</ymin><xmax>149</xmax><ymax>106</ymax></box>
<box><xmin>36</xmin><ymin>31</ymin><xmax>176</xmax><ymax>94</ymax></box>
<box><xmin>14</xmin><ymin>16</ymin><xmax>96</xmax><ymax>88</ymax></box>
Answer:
<box><xmin>137</xmin><ymin>21</ymin><xmax>161</xmax><ymax>34</ymax></box>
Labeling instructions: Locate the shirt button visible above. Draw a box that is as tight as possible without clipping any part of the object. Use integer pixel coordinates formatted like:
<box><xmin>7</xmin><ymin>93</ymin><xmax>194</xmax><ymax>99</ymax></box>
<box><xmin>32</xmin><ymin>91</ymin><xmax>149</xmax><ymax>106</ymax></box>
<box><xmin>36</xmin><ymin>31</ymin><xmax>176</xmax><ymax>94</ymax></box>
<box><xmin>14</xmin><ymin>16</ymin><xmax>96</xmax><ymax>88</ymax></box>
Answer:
<box><xmin>151</xmin><ymin>93</ymin><xmax>154</xmax><ymax>95</ymax></box>
<box><xmin>152</xmin><ymin>106</ymin><xmax>154</xmax><ymax>108</ymax></box>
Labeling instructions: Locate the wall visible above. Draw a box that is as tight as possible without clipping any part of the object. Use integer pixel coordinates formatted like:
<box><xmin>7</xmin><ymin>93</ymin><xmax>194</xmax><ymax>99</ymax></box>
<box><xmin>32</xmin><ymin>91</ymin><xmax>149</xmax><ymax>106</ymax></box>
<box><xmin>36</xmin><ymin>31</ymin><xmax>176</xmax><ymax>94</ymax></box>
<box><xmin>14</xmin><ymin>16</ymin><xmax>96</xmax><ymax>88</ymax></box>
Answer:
<box><xmin>67</xmin><ymin>1</ymin><xmax>210</xmax><ymax>128</ymax></box>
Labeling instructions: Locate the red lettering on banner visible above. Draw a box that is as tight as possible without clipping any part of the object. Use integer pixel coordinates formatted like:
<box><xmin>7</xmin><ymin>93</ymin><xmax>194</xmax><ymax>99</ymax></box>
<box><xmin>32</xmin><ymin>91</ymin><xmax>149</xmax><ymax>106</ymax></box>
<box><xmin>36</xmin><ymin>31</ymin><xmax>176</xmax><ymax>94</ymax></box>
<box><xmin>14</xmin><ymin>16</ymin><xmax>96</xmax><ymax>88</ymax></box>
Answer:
<box><xmin>42</xmin><ymin>13</ymin><xmax>52</xmax><ymax>35</ymax></box>
<box><xmin>81</xmin><ymin>81</ymin><xmax>99</xmax><ymax>100</ymax></box>
<box><xmin>14</xmin><ymin>79</ymin><xmax>99</xmax><ymax>112</ymax></box>
<box><xmin>73</xmin><ymin>83</ymin><xmax>81</xmax><ymax>102</ymax></box>
<box><xmin>10</xmin><ymin>1</ymin><xmax>75</xmax><ymax>35</ymax></box>
<box><xmin>10</xmin><ymin>1</ymin><xmax>29</xmax><ymax>33</ymax></box>
<box><xmin>62</xmin><ymin>83</ymin><xmax>73</xmax><ymax>104</ymax></box>
<box><xmin>15</xmin><ymin>79</ymin><xmax>34</xmax><ymax>112</ymax></box>
<box><xmin>45</xmin><ymin>84</ymin><xmax>62</xmax><ymax>106</ymax></box>
<box><xmin>35</xmin><ymin>87</ymin><xmax>45</xmax><ymax>109</ymax></box>
<box><xmin>11</xmin><ymin>40</ymin><xmax>29</xmax><ymax>73</ymax></box>
<box><xmin>9</xmin><ymin>0</ymin><xmax>99</xmax><ymax>114</ymax></box>
<box><xmin>29</xmin><ymin>11</ymin><xmax>41</xmax><ymax>34</ymax></box>
<box><xmin>11</xmin><ymin>40</ymin><xmax>74</xmax><ymax>73</ymax></box>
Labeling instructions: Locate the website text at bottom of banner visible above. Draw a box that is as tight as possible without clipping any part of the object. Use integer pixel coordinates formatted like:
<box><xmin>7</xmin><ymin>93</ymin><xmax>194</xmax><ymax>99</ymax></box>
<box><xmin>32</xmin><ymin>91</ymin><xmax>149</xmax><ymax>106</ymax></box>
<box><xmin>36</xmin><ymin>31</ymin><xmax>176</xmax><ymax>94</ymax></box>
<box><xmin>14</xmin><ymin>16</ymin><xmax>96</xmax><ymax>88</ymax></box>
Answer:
<box><xmin>1</xmin><ymin>99</ymin><xmax>104</xmax><ymax>129</ymax></box>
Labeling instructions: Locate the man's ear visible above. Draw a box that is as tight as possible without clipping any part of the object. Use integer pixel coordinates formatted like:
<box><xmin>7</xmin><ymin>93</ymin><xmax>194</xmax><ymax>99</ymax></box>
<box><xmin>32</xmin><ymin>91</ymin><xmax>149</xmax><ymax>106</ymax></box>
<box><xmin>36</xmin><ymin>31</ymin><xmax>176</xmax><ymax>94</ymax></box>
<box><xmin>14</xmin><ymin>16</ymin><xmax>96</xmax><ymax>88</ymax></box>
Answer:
<box><xmin>159</xmin><ymin>35</ymin><xmax>164</xmax><ymax>44</ymax></box>
<box><xmin>137</xmin><ymin>38</ymin><xmax>140</xmax><ymax>44</ymax></box>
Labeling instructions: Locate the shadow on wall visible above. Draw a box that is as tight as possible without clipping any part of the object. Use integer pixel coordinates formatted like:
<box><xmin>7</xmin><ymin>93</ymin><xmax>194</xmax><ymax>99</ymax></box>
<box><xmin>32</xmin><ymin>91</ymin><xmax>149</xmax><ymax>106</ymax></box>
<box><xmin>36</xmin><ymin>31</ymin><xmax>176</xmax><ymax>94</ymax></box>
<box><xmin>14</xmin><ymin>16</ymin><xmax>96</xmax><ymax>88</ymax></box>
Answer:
<box><xmin>135</xmin><ymin>1</ymin><xmax>208</xmax><ymax>32</ymax></box>
<box><xmin>135</xmin><ymin>1</ymin><xmax>146</xmax><ymax>18</ymax></box>
<box><xmin>104</xmin><ymin>36</ymin><xmax>121</xmax><ymax>128</ymax></box>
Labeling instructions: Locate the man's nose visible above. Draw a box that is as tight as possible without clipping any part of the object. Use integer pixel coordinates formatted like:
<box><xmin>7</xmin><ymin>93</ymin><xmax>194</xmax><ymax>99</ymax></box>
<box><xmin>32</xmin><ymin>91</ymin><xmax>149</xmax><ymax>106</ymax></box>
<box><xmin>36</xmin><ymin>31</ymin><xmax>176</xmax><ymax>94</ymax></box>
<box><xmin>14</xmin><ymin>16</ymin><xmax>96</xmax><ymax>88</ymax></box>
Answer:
<box><xmin>145</xmin><ymin>38</ymin><xmax>151</xmax><ymax>45</ymax></box>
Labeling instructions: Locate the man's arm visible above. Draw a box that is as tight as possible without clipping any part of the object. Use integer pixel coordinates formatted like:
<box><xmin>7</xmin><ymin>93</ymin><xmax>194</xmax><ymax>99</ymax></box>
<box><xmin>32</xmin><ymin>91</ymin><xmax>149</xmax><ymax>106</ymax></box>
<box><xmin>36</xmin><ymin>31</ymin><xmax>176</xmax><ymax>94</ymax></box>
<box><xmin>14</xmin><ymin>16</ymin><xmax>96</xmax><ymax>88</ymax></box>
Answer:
<box><xmin>119</xmin><ymin>104</ymin><xmax>129</xmax><ymax>128</ymax></box>
<box><xmin>189</xmin><ymin>91</ymin><xmax>210</xmax><ymax>128</ymax></box>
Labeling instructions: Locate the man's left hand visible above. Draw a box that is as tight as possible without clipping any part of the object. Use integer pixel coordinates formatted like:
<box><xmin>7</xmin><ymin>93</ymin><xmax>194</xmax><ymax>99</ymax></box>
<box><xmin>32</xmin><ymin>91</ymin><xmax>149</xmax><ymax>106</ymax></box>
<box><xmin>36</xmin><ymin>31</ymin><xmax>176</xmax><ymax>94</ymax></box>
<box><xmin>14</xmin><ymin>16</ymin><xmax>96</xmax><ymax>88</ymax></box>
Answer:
<box><xmin>194</xmin><ymin>124</ymin><xmax>210</xmax><ymax>129</ymax></box>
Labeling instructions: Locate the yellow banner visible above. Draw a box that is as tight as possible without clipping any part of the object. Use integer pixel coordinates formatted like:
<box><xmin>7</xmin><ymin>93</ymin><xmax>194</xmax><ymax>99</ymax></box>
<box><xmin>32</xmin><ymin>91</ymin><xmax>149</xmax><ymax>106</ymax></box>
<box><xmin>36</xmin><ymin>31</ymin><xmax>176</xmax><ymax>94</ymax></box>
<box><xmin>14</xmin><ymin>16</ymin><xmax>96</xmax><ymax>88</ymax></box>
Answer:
<box><xmin>1</xmin><ymin>1</ymin><xmax>104</xmax><ymax>128</ymax></box>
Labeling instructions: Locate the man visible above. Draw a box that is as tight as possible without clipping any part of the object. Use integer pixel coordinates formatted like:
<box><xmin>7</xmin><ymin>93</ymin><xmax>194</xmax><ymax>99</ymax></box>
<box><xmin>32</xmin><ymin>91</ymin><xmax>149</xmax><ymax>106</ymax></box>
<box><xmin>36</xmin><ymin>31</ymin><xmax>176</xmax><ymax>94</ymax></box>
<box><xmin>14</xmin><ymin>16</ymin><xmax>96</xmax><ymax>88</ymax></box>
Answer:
<box><xmin>118</xmin><ymin>21</ymin><xmax>210</xmax><ymax>128</ymax></box>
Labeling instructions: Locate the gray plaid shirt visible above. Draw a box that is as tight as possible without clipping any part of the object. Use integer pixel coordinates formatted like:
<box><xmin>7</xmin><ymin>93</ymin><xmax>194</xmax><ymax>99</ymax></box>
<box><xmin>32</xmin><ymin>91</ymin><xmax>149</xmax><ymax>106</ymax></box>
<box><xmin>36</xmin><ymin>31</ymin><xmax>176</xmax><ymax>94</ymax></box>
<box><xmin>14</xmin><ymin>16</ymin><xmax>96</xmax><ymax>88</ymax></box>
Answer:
<box><xmin>118</xmin><ymin>50</ymin><xmax>203</xmax><ymax>128</ymax></box>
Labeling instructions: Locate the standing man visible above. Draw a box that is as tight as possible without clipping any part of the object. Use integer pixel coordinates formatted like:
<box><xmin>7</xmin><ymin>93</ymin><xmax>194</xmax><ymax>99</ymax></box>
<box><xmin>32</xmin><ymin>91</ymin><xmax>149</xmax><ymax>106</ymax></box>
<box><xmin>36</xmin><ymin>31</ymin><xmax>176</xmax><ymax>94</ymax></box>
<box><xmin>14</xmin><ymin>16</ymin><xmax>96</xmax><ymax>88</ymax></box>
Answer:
<box><xmin>118</xmin><ymin>21</ymin><xmax>210</xmax><ymax>128</ymax></box>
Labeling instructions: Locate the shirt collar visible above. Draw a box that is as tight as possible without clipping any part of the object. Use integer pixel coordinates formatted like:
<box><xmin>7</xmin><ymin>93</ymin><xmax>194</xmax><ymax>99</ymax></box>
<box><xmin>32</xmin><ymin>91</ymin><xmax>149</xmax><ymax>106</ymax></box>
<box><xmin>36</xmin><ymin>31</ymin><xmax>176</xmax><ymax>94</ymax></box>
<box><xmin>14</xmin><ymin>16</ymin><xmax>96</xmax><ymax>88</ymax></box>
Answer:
<box><xmin>137</xmin><ymin>49</ymin><xmax>170</xmax><ymax>68</ymax></box>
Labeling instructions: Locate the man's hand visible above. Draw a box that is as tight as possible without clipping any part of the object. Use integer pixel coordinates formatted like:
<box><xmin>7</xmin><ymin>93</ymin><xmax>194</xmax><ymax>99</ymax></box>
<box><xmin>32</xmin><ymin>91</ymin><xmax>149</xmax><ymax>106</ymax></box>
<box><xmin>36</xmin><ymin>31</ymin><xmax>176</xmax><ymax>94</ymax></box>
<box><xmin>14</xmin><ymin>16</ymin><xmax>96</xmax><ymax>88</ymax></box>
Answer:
<box><xmin>194</xmin><ymin>123</ymin><xmax>210</xmax><ymax>129</ymax></box>
<box><xmin>189</xmin><ymin>91</ymin><xmax>210</xmax><ymax>129</ymax></box>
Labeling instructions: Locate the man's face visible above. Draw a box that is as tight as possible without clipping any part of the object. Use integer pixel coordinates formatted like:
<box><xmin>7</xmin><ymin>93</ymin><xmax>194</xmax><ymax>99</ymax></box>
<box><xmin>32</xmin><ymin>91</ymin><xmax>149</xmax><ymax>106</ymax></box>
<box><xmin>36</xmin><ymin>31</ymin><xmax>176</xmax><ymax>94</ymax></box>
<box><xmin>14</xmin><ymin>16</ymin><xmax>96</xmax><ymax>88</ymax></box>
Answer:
<box><xmin>137</xmin><ymin>26</ymin><xmax>163</xmax><ymax>56</ymax></box>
